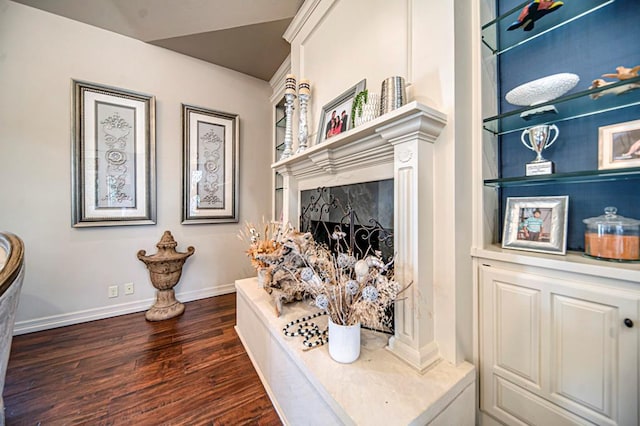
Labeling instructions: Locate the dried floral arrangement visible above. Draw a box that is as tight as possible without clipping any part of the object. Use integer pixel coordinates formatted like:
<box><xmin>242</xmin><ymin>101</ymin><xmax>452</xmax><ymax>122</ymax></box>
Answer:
<box><xmin>255</xmin><ymin>228</ymin><xmax>330</xmax><ymax>316</ymax></box>
<box><xmin>297</xmin><ymin>238</ymin><xmax>405</xmax><ymax>330</ymax></box>
<box><xmin>240</xmin><ymin>222</ymin><xmax>406</xmax><ymax>329</ymax></box>
<box><xmin>238</xmin><ymin>220</ymin><xmax>287</xmax><ymax>269</ymax></box>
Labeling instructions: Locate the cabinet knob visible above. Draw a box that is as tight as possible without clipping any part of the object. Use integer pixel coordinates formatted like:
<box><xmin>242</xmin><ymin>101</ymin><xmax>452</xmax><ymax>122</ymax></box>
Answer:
<box><xmin>624</xmin><ymin>318</ymin><xmax>634</xmax><ymax>328</ymax></box>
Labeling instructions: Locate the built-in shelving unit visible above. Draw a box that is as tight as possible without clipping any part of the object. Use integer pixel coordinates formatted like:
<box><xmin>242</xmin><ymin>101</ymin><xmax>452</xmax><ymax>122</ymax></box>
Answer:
<box><xmin>480</xmin><ymin>0</ymin><xmax>640</xmax><ymax>251</ymax></box>
<box><xmin>273</xmin><ymin>98</ymin><xmax>285</xmax><ymax>221</ymax></box>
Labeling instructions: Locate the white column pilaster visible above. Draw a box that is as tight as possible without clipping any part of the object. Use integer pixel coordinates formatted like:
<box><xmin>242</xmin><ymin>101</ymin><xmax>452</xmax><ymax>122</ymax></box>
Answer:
<box><xmin>377</xmin><ymin>111</ymin><xmax>446</xmax><ymax>372</ymax></box>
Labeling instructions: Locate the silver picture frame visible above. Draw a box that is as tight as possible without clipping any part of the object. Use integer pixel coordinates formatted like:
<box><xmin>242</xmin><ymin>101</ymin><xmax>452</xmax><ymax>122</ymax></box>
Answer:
<box><xmin>502</xmin><ymin>196</ymin><xmax>568</xmax><ymax>255</ymax></box>
<box><xmin>72</xmin><ymin>80</ymin><xmax>156</xmax><ymax>227</ymax></box>
<box><xmin>182</xmin><ymin>104</ymin><xmax>239</xmax><ymax>224</ymax></box>
<box><xmin>316</xmin><ymin>79</ymin><xmax>366</xmax><ymax>145</ymax></box>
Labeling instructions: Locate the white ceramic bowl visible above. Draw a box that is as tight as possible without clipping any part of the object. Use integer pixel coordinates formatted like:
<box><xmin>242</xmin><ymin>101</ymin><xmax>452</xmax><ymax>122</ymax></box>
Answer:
<box><xmin>505</xmin><ymin>73</ymin><xmax>580</xmax><ymax>106</ymax></box>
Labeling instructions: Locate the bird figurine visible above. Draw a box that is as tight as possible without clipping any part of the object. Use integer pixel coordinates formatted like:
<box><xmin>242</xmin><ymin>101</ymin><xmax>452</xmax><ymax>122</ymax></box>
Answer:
<box><xmin>507</xmin><ymin>0</ymin><xmax>564</xmax><ymax>32</ymax></box>
<box><xmin>602</xmin><ymin>65</ymin><xmax>640</xmax><ymax>81</ymax></box>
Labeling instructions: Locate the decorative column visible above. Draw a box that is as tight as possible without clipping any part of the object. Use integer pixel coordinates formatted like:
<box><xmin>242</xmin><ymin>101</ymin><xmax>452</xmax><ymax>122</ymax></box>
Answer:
<box><xmin>280</xmin><ymin>74</ymin><xmax>297</xmax><ymax>160</ymax></box>
<box><xmin>376</xmin><ymin>110</ymin><xmax>447</xmax><ymax>372</ymax></box>
<box><xmin>296</xmin><ymin>79</ymin><xmax>311</xmax><ymax>154</ymax></box>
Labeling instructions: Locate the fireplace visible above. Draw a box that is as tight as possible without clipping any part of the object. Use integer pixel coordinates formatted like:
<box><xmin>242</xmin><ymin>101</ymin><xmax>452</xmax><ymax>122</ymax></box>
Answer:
<box><xmin>234</xmin><ymin>101</ymin><xmax>476</xmax><ymax>424</ymax></box>
<box><xmin>273</xmin><ymin>101</ymin><xmax>448</xmax><ymax>372</ymax></box>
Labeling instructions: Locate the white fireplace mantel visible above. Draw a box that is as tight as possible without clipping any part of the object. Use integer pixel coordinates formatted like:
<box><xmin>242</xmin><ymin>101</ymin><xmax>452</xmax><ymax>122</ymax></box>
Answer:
<box><xmin>274</xmin><ymin>101</ymin><xmax>448</xmax><ymax>372</ymax></box>
<box><xmin>273</xmin><ymin>101</ymin><xmax>446</xmax><ymax>183</ymax></box>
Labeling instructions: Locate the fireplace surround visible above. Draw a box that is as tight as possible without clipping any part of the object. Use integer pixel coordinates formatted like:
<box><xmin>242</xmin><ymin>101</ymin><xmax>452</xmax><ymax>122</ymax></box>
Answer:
<box><xmin>274</xmin><ymin>101</ymin><xmax>448</xmax><ymax>372</ymax></box>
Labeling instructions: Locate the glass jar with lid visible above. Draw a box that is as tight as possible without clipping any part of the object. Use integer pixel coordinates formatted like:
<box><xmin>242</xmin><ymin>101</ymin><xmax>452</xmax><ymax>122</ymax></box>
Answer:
<box><xmin>583</xmin><ymin>206</ymin><xmax>640</xmax><ymax>261</ymax></box>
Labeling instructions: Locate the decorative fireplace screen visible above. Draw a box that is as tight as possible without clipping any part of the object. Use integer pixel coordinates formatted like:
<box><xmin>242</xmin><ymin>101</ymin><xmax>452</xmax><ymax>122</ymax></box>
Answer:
<box><xmin>299</xmin><ymin>180</ymin><xmax>394</xmax><ymax>260</ymax></box>
<box><xmin>299</xmin><ymin>179</ymin><xmax>395</xmax><ymax>332</ymax></box>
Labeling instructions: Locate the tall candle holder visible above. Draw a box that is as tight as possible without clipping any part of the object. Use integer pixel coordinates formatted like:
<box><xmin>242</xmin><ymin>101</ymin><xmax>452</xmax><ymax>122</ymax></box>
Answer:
<box><xmin>280</xmin><ymin>74</ymin><xmax>296</xmax><ymax>160</ymax></box>
<box><xmin>297</xmin><ymin>79</ymin><xmax>311</xmax><ymax>154</ymax></box>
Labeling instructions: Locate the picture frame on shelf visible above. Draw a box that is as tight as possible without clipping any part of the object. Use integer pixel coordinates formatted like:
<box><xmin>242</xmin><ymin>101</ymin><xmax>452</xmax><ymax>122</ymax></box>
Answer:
<box><xmin>598</xmin><ymin>119</ymin><xmax>640</xmax><ymax>170</ymax></box>
<box><xmin>315</xmin><ymin>79</ymin><xmax>366</xmax><ymax>145</ymax></box>
<box><xmin>182</xmin><ymin>104</ymin><xmax>239</xmax><ymax>224</ymax></box>
<box><xmin>71</xmin><ymin>80</ymin><xmax>156</xmax><ymax>227</ymax></box>
<box><xmin>502</xmin><ymin>196</ymin><xmax>568</xmax><ymax>255</ymax></box>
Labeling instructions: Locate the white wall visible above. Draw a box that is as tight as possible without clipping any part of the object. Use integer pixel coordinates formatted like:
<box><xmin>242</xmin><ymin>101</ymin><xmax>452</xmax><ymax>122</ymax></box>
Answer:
<box><xmin>0</xmin><ymin>0</ymin><xmax>272</xmax><ymax>333</ymax></box>
<box><xmin>284</xmin><ymin>0</ymin><xmax>474</xmax><ymax>363</ymax></box>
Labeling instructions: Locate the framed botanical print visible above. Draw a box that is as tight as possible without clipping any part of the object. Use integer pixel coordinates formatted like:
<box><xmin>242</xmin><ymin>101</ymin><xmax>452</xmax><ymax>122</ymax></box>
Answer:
<box><xmin>72</xmin><ymin>80</ymin><xmax>156</xmax><ymax>227</ymax></box>
<box><xmin>182</xmin><ymin>104</ymin><xmax>239</xmax><ymax>224</ymax></box>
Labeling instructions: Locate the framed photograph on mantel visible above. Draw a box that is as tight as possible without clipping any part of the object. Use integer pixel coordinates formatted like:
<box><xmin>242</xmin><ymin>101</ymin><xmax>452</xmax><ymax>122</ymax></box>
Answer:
<box><xmin>182</xmin><ymin>104</ymin><xmax>239</xmax><ymax>224</ymax></box>
<box><xmin>502</xmin><ymin>196</ymin><xmax>568</xmax><ymax>255</ymax></box>
<box><xmin>598</xmin><ymin>119</ymin><xmax>640</xmax><ymax>170</ymax></box>
<box><xmin>316</xmin><ymin>79</ymin><xmax>366</xmax><ymax>145</ymax></box>
<box><xmin>72</xmin><ymin>80</ymin><xmax>156</xmax><ymax>227</ymax></box>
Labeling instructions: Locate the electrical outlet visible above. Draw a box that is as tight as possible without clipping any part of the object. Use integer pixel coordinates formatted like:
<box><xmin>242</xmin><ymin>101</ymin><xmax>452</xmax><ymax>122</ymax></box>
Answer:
<box><xmin>108</xmin><ymin>285</ymin><xmax>118</xmax><ymax>298</ymax></box>
<box><xmin>124</xmin><ymin>282</ymin><xmax>134</xmax><ymax>295</ymax></box>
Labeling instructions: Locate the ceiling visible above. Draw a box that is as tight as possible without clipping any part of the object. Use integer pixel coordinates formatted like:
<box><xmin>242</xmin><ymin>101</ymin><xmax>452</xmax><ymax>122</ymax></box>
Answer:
<box><xmin>11</xmin><ymin>0</ymin><xmax>303</xmax><ymax>81</ymax></box>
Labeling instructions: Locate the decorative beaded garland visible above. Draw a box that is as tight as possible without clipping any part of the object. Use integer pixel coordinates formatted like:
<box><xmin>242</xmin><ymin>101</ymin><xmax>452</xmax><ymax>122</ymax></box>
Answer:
<box><xmin>282</xmin><ymin>311</ymin><xmax>328</xmax><ymax>348</ymax></box>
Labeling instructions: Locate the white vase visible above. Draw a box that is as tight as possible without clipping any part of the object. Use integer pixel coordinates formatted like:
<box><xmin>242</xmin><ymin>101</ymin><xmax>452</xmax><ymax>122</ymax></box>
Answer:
<box><xmin>354</xmin><ymin>93</ymin><xmax>381</xmax><ymax>127</ymax></box>
<box><xmin>257</xmin><ymin>267</ymin><xmax>268</xmax><ymax>287</ymax></box>
<box><xmin>328</xmin><ymin>318</ymin><xmax>361</xmax><ymax>363</ymax></box>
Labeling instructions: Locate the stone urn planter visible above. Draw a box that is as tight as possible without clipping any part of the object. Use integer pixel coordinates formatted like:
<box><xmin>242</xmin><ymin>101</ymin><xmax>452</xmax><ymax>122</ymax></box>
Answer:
<box><xmin>137</xmin><ymin>231</ymin><xmax>195</xmax><ymax>321</ymax></box>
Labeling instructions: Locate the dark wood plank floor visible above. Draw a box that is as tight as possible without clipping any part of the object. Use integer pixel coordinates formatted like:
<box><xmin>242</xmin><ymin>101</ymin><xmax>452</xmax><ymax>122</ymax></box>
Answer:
<box><xmin>3</xmin><ymin>293</ymin><xmax>282</xmax><ymax>426</ymax></box>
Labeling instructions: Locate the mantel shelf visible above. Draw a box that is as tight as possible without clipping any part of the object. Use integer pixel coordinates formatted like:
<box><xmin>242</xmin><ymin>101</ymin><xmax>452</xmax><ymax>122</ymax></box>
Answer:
<box><xmin>272</xmin><ymin>101</ymin><xmax>447</xmax><ymax>179</ymax></box>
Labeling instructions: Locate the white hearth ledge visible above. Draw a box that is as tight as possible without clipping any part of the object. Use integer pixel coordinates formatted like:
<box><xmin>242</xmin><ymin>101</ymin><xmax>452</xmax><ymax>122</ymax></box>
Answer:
<box><xmin>235</xmin><ymin>278</ymin><xmax>476</xmax><ymax>426</ymax></box>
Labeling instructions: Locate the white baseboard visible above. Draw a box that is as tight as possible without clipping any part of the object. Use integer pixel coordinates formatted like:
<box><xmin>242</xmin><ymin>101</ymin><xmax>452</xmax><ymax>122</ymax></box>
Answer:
<box><xmin>13</xmin><ymin>283</ymin><xmax>236</xmax><ymax>335</ymax></box>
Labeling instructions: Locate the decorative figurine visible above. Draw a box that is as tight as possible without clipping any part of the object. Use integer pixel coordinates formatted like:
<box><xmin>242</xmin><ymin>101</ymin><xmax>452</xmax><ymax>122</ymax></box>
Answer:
<box><xmin>280</xmin><ymin>74</ymin><xmax>296</xmax><ymax>160</ymax></box>
<box><xmin>297</xmin><ymin>79</ymin><xmax>311</xmax><ymax>154</ymax></box>
<box><xmin>137</xmin><ymin>231</ymin><xmax>195</xmax><ymax>321</ymax></box>
<box><xmin>602</xmin><ymin>65</ymin><xmax>640</xmax><ymax>81</ymax></box>
<box><xmin>589</xmin><ymin>65</ymin><xmax>640</xmax><ymax>99</ymax></box>
<box><xmin>507</xmin><ymin>0</ymin><xmax>563</xmax><ymax>32</ymax></box>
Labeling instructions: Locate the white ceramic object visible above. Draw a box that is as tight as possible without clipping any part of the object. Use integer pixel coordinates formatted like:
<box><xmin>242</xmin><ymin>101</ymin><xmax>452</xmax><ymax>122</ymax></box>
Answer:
<box><xmin>505</xmin><ymin>73</ymin><xmax>580</xmax><ymax>106</ymax></box>
<box><xmin>328</xmin><ymin>318</ymin><xmax>361</xmax><ymax>363</ymax></box>
<box><xmin>354</xmin><ymin>93</ymin><xmax>381</xmax><ymax>127</ymax></box>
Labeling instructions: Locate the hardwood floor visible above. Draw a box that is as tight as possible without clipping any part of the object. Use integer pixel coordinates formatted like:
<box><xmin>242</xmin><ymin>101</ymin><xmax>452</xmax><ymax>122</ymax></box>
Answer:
<box><xmin>3</xmin><ymin>293</ymin><xmax>282</xmax><ymax>425</ymax></box>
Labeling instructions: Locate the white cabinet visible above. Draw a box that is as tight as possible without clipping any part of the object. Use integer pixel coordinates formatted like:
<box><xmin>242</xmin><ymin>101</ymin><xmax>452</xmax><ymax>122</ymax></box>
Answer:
<box><xmin>479</xmin><ymin>263</ymin><xmax>639</xmax><ymax>425</ymax></box>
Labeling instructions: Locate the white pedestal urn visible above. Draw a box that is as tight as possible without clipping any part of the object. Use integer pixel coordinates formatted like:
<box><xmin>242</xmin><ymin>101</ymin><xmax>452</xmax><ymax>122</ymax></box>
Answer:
<box><xmin>328</xmin><ymin>318</ymin><xmax>361</xmax><ymax>363</ymax></box>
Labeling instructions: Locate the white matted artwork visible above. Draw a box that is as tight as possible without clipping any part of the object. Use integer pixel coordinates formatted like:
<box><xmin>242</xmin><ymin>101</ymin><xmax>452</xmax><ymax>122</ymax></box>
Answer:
<box><xmin>182</xmin><ymin>104</ymin><xmax>239</xmax><ymax>224</ymax></box>
<box><xmin>598</xmin><ymin>119</ymin><xmax>640</xmax><ymax>169</ymax></box>
<box><xmin>72</xmin><ymin>80</ymin><xmax>156</xmax><ymax>227</ymax></box>
<box><xmin>502</xmin><ymin>196</ymin><xmax>568</xmax><ymax>255</ymax></box>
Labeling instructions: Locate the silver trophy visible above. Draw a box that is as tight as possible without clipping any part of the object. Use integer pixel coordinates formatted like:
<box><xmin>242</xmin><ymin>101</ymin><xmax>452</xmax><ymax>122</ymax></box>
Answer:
<box><xmin>521</xmin><ymin>124</ymin><xmax>559</xmax><ymax>176</ymax></box>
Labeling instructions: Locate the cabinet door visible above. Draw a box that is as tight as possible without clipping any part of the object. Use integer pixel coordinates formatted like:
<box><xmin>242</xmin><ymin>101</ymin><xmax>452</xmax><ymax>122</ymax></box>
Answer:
<box><xmin>480</xmin><ymin>265</ymin><xmax>638</xmax><ymax>426</ymax></box>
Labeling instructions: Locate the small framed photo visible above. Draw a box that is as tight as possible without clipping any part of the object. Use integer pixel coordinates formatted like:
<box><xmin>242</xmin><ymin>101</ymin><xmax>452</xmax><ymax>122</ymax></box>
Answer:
<box><xmin>72</xmin><ymin>80</ymin><xmax>156</xmax><ymax>227</ymax></box>
<box><xmin>316</xmin><ymin>79</ymin><xmax>366</xmax><ymax>145</ymax></box>
<box><xmin>502</xmin><ymin>196</ymin><xmax>568</xmax><ymax>255</ymax></box>
<box><xmin>598</xmin><ymin>119</ymin><xmax>640</xmax><ymax>170</ymax></box>
<box><xmin>182</xmin><ymin>104</ymin><xmax>239</xmax><ymax>224</ymax></box>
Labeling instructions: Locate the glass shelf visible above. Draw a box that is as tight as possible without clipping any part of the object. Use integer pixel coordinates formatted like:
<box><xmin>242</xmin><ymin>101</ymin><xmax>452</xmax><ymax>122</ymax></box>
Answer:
<box><xmin>275</xmin><ymin>115</ymin><xmax>286</xmax><ymax>128</ymax></box>
<box><xmin>483</xmin><ymin>76</ymin><xmax>640</xmax><ymax>135</ymax></box>
<box><xmin>482</xmin><ymin>0</ymin><xmax>614</xmax><ymax>55</ymax></box>
<box><xmin>484</xmin><ymin>167</ymin><xmax>640</xmax><ymax>188</ymax></box>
